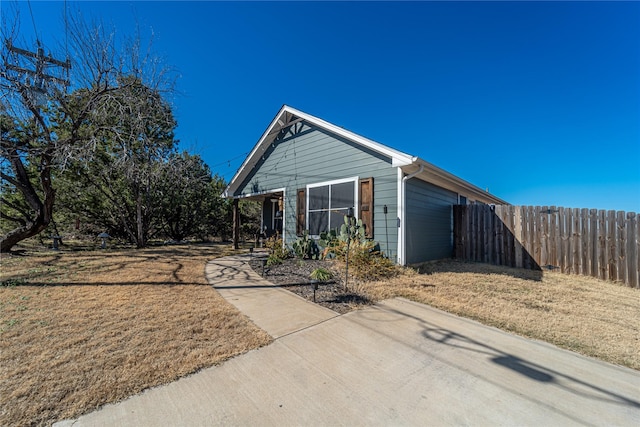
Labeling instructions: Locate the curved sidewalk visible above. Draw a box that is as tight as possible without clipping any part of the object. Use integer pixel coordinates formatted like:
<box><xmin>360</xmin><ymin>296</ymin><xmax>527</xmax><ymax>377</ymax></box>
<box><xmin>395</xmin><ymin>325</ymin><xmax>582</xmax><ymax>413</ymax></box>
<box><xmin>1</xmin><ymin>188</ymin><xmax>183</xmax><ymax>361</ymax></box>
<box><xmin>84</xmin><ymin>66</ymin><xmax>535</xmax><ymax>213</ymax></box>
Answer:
<box><xmin>57</xmin><ymin>255</ymin><xmax>640</xmax><ymax>426</ymax></box>
<box><xmin>204</xmin><ymin>254</ymin><xmax>339</xmax><ymax>338</ymax></box>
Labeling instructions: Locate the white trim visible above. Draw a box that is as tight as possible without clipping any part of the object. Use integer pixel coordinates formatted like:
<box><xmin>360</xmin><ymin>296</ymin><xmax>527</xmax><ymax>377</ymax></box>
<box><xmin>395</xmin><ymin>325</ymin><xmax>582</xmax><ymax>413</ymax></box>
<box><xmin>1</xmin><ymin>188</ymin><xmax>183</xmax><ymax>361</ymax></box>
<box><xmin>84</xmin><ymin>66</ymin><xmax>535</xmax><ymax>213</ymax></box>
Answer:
<box><xmin>224</xmin><ymin>105</ymin><xmax>414</xmax><ymax>198</ymax></box>
<box><xmin>224</xmin><ymin>106</ymin><xmax>508</xmax><ymax>209</ymax></box>
<box><xmin>271</xmin><ymin>199</ymin><xmax>278</xmax><ymax>230</ymax></box>
<box><xmin>306</xmin><ymin>176</ymin><xmax>359</xmax><ymax>190</ymax></box>
<box><xmin>396</xmin><ymin>167</ymin><xmax>404</xmax><ymax>265</ymax></box>
<box><xmin>283</xmin><ymin>106</ymin><xmax>414</xmax><ymax>167</ymax></box>
<box><xmin>305</xmin><ymin>176</ymin><xmax>359</xmax><ymax>238</ymax></box>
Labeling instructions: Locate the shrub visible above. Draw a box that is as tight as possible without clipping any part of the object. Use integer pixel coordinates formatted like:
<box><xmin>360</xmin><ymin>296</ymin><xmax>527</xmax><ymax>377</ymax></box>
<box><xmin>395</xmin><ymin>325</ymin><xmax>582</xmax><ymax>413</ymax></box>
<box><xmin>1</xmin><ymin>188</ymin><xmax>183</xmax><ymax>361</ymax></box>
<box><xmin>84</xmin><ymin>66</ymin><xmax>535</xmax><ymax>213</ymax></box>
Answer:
<box><xmin>318</xmin><ymin>216</ymin><xmax>399</xmax><ymax>282</ymax></box>
<box><xmin>264</xmin><ymin>236</ymin><xmax>291</xmax><ymax>266</ymax></box>
<box><xmin>310</xmin><ymin>268</ymin><xmax>332</xmax><ymax>282</ymax></box>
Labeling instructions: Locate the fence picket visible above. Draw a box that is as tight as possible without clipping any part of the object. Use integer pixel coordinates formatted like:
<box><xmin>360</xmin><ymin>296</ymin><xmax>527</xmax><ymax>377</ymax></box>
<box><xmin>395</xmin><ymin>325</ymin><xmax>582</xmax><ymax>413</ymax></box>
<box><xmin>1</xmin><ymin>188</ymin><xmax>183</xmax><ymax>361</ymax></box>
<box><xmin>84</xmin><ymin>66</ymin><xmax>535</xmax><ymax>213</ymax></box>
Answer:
<box><xmin>598</xmin><ymin>210</ymin><xmax>608</xmax><ymax>281</ymax></box>
<box><xmin>550</xmin><ymin>206</ymin><xmax>558</xmax><ymax>270</ymax></box>
<box><xmin>580</xmin><ymin>209</ymin><xmax>591</xmax><ymax>276</ymax></box>
<box><xmin>515</xmin><ymin>207</ymin><xmax>523</xmax><ymax>268</ymax></box>
<box><xmin>607</xmin><ymin>211</ymin><xmax>617</xmax><ymax>282</ymax></box>
<box><xmin>627</xmin><ymin>212</ymin><xmax>638</xmax><ymax>288</ymax></box>
<box><xmin>590</xmin><ymin>209</ymin><xmax>599</xmax><ymax>278</ymax></box>
<box><xmin>560</xmin><ymin>207</ymin><xmax>569</xmax><ymax>274</ymax></box>
<box><xmin>572</xmin><ymin>208</ymin><xmax>581</xmax><ymax>275</ymax></box>
<box><xmin>617</xmin><ymin>211</ymin><xmax>627</xmax><ymax>285</ymax></box>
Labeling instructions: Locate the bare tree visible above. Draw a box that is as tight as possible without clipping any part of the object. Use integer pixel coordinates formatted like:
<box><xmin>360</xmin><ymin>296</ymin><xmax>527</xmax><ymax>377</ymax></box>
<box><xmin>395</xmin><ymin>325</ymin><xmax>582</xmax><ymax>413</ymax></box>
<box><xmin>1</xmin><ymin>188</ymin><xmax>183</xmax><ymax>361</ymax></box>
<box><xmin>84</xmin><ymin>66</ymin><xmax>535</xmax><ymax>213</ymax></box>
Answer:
<box><xmin>0</xmin><ymin>10</ymin><xmax>175</xmax><ymax>252</ymax></box>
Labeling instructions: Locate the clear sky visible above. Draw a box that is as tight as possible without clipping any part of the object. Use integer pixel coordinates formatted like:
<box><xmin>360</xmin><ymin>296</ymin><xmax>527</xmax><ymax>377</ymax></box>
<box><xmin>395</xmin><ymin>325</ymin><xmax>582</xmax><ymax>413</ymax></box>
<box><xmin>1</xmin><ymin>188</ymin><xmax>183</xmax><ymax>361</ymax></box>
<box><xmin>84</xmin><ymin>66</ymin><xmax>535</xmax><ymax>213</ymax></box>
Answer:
<box><xmin>4</xmin><ymin>1</ymin><xmax>640</xmax><ymax>213</ymax></box>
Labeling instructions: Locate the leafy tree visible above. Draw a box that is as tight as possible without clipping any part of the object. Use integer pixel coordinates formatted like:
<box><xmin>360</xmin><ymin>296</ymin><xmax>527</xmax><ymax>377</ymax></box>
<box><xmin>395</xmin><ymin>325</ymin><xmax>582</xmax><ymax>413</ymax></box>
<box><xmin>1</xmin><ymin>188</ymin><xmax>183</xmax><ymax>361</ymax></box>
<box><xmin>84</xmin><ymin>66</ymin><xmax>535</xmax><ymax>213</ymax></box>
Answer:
<box><xmin>239</xmin><ymin>200</ymin><xmax>262</xmax><ymax>242</ymax></box>
<box><xmin>207</xmin><ymin>177</ymin><xmax>234</xmax><ymax>241</ymax></box>
<box><xmin>54</xmin><ymin>76</ymin><xmax>177</xmax><ymax>247</ymax></box>
<box><xmin>156</xmin><ymin>152</ymin><xmax>223</xmax><ymax>241</ymax></box>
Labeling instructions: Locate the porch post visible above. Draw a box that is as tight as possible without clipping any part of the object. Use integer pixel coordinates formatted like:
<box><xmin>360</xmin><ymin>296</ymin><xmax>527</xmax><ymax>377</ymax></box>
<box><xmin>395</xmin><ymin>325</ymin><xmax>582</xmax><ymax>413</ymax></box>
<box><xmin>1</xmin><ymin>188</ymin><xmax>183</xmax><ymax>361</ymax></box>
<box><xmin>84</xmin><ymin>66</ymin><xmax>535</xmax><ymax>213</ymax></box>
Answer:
<box><xmin>232</xmin><ymin>198</ymin><xmax>240</xmax><ymax>250</ymax></box>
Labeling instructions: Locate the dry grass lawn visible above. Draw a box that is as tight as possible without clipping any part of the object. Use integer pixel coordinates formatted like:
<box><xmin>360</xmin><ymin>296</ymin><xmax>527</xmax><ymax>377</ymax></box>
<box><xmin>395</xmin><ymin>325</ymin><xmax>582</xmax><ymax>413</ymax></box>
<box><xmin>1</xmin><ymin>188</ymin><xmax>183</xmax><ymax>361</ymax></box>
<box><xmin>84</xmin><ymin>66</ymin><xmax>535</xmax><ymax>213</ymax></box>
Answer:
<box><xmin>2</xmin><ymin>243</ymin><xmax>639</xmax><ymax>427</ymax></box>
<box><xmin>0</xmin><ymin>243</ymin><xmax>271</xmax><ymax>427</ymax></box>
<box><xmin>360</xmin><ymin>260</ymin><xmax>640</xmax><ymax>371</ymax></box>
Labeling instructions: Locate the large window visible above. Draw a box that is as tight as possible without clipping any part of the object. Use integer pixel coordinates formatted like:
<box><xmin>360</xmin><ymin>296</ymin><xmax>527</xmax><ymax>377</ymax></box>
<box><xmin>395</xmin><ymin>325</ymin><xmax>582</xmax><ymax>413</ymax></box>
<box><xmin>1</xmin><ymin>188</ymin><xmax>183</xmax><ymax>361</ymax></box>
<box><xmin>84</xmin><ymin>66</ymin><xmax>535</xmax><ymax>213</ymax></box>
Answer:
<box><xmin>307</xmin><ymin>178</ymin><xmax>357</xmax><ymax>236</ymax></box>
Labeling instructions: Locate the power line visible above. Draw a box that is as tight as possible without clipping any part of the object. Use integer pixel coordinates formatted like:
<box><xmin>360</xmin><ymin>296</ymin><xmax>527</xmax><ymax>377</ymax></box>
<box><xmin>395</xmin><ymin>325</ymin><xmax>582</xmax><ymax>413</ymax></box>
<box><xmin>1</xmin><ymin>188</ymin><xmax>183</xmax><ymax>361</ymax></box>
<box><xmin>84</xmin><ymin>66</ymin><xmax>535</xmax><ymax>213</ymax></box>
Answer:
<box><xmin>64</xmin><ymin>0</ymin><xmax>69</xmax><ymax>61</ymax></box>
<box><xmin>209</xmin><ymin>151</ymin><xmax>250</xmax><ymax>169</ymax></box>
<box><xmin>26</xmin><ymin>0</ymin><xmax>39</xmax><ymax>42</ymax></box>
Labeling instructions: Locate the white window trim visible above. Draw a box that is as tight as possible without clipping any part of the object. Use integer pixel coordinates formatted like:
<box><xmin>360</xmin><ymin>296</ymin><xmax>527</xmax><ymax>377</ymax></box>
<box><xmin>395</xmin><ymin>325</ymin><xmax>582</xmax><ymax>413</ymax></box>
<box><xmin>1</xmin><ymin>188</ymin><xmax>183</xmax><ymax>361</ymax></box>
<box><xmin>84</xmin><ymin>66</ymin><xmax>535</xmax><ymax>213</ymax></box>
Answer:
<box><xmin>306</xmin><ymin>176</ymin><xmax>359</xmax><ymax>238</ymax></box>
<box><xmin>271</xmin><ymin>199</ymin><xmax>278</xmax><ymax>230</ymax></box>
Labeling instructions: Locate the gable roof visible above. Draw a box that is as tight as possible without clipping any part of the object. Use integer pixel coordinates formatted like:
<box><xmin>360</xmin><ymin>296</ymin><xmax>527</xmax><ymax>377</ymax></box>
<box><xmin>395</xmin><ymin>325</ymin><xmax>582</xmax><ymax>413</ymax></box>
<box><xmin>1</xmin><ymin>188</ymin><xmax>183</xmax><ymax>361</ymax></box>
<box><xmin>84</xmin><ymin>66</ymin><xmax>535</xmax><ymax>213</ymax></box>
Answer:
<box><xmin>224</xmin><ymin>105</ymin><xmax>507</xmax><ymax>205</ymax></box>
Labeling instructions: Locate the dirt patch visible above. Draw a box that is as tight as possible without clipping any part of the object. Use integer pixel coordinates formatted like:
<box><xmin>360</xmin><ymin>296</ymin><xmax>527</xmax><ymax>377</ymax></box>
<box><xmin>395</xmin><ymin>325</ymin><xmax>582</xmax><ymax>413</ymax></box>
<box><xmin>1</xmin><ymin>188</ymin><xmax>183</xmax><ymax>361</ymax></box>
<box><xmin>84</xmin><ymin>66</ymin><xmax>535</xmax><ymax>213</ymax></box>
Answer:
<box><xmin>248</xmin><ymin>258</ymin><xmax>372</xmax><ymax>314</ymax></box>
<box><xmin>0</xmin><ymin>243</ymin><xmax>271</xmax><ymax>427</ymax></box>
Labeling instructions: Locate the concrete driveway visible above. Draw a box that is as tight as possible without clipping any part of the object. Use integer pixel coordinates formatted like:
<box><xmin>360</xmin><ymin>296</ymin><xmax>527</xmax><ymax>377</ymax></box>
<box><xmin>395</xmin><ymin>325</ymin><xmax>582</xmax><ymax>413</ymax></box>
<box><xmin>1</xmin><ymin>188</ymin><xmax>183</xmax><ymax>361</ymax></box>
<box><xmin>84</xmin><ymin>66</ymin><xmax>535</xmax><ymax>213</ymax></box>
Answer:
<box><xmin>58</xmin><ymin>255</ymin><xmax>640</xmax><ymax>426</ymax></box>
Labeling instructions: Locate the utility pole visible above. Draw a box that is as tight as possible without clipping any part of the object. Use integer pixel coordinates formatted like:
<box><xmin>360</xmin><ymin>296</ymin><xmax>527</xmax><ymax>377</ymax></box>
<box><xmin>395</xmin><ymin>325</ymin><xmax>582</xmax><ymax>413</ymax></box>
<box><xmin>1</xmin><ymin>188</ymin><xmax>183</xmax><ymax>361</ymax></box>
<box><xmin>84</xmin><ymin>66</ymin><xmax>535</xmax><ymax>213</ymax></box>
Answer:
<box><xmin>2</xmin><ymin>40</ymin><xmax>70</xmax><ymax>105</ymax></box>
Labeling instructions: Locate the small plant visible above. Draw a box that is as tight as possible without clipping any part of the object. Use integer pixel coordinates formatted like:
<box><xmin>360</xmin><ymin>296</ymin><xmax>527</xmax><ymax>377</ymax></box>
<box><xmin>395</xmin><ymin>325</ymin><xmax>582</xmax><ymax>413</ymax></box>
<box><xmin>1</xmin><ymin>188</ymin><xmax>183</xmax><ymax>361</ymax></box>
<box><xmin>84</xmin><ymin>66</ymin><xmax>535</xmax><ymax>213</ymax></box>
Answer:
<box><xmin>264</xmin><ymin>237</ymin><xmax>291</xmax><ymax>266</ymax></box>
<box><xmin>266</xmin><ymin>254</ymin><xmax>283</xmax><ymax>266</ymax></box>
<box><xmin>310</xmin><ymin>268</ymin><xmax>332</xmax><ymax>282</ymax></box>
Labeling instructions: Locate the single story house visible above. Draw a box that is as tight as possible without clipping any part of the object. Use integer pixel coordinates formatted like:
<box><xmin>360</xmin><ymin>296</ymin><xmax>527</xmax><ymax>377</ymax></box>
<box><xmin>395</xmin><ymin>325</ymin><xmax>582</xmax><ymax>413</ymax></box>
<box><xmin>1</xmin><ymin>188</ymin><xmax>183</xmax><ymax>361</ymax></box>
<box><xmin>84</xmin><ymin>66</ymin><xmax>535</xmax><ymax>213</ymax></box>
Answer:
<box><xmin>224</xmin><ymin>105</ymin><xmax>507</xmax><ymax>265</ymax></box>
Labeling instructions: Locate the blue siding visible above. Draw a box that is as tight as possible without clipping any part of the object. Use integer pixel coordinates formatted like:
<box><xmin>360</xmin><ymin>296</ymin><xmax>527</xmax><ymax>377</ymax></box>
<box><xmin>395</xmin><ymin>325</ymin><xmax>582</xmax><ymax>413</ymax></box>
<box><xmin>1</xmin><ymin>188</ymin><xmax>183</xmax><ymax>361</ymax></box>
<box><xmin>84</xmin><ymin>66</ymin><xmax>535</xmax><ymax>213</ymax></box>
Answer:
<box><xmin>235</xmin><ymin>124</ymin><xmax>399</xmax><ymax>257</ymax></box>
<box><xmin>405</xmin><ymin>179</ymin><xmax>458</xmax><ymax>263</ymax></box>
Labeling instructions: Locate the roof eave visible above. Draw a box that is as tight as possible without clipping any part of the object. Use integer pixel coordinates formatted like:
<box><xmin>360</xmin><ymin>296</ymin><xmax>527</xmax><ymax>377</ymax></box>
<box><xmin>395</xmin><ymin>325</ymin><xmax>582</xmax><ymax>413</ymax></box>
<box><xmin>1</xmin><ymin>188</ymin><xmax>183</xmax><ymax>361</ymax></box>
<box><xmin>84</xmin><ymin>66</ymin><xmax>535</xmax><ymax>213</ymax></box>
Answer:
<box><xmin>403</xmin><ymin>157</ymin><xmax>509</xmax><ymax>205</ymax></box>
<box><xmin>224</xmin><ymin>105</ymin><xmax>415</xmax><ymax>198</ymax></box>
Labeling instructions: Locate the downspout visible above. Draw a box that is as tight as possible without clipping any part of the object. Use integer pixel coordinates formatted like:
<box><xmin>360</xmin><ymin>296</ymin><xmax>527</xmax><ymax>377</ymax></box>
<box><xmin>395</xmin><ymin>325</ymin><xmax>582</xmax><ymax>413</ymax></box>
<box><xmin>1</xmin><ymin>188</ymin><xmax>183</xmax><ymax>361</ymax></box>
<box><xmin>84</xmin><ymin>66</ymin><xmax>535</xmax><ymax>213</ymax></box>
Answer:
<box><xmin>399</xmin><ymin>164</ymin><xmax>424</xmax><ymax>265</ymax></box>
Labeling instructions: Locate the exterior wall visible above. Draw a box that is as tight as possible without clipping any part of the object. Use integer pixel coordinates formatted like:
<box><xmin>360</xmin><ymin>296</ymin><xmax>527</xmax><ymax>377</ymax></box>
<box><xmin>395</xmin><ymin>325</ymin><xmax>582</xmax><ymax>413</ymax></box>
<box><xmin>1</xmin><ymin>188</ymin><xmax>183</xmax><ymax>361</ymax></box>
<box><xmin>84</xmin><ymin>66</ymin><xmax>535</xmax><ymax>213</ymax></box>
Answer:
<box><xmin>405</xmin><ymin>178</ymin><xmax>458</xmax><ymax>264</ymax></box>
<box><xmin>234</xmin><ymin>124</ymin><xmax>399</xmax><ymax>258</ymax></box>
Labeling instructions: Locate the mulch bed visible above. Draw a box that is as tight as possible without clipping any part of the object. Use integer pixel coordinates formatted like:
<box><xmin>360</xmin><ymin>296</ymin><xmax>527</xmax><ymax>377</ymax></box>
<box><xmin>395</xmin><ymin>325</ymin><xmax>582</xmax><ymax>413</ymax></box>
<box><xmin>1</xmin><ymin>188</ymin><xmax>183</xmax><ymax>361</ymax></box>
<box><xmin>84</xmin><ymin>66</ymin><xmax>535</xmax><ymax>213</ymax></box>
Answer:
<box><xmin>248</xmin><ymin>258</ymin><xmax>372</xmax><ymax>314</ymax></box>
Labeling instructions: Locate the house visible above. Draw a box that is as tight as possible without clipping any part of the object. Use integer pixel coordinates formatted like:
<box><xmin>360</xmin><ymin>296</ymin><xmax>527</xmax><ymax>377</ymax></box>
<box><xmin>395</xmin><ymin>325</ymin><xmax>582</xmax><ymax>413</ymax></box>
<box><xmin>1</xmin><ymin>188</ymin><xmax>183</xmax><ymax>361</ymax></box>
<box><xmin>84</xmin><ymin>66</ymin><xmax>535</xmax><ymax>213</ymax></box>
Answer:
<box><xmin>223</xmin><ymin>105</ymin><xmax>507</xmax><ymax>265</ymax></box>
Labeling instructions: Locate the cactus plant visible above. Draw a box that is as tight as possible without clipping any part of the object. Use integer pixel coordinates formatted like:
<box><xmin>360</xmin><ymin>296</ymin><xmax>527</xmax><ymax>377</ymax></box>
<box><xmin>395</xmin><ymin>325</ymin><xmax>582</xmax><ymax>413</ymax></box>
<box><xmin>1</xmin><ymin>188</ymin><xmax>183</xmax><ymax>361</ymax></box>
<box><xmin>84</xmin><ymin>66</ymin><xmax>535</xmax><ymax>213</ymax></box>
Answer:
<box><xmin>292</xmin><ymin>231</ymin><xmax>319</xmax><ymax>259</ymax></box>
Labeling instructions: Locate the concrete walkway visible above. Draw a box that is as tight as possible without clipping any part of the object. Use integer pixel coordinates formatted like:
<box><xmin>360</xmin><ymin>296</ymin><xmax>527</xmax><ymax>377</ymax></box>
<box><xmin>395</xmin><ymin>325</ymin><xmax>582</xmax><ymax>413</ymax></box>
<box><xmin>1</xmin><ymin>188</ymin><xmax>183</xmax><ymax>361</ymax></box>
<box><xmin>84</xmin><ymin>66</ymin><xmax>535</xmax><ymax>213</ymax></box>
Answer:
<box><xmin>58</xmin><ymin>255</ymin><xmax>640</xmax><ymax>426</ymax></box>
<box><xmin>204</xmin><ymin>255</ymin><xmax>339</xmax><ymax>338</ymax></box>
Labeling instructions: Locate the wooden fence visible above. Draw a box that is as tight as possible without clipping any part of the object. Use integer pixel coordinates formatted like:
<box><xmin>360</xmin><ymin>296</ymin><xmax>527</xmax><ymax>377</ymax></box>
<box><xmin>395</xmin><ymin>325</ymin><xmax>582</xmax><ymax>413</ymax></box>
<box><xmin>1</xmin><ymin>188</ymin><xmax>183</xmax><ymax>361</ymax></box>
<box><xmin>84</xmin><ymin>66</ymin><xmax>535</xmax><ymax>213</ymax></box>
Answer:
<box><xmin>453</xmin><ymin>205</ymin><xmax>639</xmax><ymax>288</ymax></box>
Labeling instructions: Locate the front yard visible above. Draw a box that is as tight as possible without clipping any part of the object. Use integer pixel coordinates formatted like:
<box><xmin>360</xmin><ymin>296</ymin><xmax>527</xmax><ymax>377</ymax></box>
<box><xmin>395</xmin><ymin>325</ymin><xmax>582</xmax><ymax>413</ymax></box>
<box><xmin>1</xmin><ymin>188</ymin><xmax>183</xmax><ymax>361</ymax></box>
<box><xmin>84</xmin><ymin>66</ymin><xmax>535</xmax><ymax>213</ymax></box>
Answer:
<box><xmin>1</xmin><ymin>242</ymin><xmax>638</xmax><ymax>427</ymax></box>
<box><xmin>0</xmin><ymin>243</ymin><xmax>271</xmax><ymax>427</ymax></box>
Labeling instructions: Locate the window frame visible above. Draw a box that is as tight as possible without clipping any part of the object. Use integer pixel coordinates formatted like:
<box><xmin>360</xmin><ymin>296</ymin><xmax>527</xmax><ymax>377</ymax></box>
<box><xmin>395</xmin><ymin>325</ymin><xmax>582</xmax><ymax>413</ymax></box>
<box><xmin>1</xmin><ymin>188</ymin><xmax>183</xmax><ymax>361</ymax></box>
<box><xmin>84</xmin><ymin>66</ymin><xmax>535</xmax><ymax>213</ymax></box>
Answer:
<box><xmin>306</xmin><ymin>176</ymin><xmax>359</xmax><ymax>238</ymax></box>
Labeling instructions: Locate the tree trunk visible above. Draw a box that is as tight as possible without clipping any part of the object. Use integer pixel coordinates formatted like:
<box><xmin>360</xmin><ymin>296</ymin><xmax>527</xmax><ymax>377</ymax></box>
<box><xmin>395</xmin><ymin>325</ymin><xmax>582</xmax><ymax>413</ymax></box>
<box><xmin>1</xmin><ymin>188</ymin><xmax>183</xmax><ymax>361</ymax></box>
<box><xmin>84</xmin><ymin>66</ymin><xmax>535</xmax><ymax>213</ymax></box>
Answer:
<box><xmin>136</xmin><ymin>191</ymin><xmax>145</xmax><ymax>248</ymax></box>
<box><xmin>0</xmin><ymin>152</ymin><xmax>55</xmax><ymax>253</ymax></box>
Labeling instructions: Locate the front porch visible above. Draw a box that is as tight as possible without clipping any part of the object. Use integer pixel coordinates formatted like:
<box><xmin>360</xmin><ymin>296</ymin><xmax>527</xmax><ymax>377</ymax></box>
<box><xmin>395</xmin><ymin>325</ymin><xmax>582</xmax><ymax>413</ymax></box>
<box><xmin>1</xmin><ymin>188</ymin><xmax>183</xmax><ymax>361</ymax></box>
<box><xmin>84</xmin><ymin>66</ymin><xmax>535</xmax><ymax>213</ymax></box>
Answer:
<box><xmin>232</xmin><ymin>190</ymin><xmax>284</xmax><ymax>249</ymax></box>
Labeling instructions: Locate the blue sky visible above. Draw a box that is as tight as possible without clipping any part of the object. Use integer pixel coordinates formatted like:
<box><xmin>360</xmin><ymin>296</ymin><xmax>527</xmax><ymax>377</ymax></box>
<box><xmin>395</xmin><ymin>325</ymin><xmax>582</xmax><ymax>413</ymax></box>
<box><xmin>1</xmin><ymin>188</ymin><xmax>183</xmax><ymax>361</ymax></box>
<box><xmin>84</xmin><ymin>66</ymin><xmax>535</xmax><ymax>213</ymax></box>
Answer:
<box><xmin>5</xmin><ymin>1</ymin><xmax>640</xmax><ymax>212</ymax></box>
